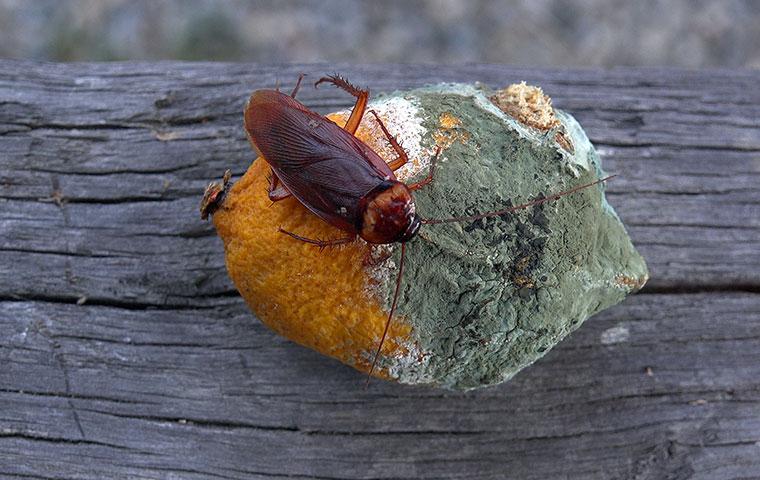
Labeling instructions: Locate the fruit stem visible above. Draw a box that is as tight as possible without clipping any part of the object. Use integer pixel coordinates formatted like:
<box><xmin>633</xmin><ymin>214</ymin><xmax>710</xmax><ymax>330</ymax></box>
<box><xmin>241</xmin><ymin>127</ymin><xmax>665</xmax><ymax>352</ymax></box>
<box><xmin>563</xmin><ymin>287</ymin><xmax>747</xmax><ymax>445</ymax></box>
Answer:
<box><xmin>200</xmin><ymin>169</ymin><xmax>232</xmax><ymax>220</ymax></box>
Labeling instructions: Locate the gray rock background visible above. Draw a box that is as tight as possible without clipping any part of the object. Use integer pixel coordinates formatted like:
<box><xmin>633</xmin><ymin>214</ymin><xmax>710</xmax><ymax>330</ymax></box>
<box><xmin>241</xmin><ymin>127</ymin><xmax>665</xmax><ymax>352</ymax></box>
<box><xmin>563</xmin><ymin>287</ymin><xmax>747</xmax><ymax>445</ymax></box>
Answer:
<box><xmin>1</xmin><ymin>0</ymin><xmax>758</xmax><ymax>67</ymax></box>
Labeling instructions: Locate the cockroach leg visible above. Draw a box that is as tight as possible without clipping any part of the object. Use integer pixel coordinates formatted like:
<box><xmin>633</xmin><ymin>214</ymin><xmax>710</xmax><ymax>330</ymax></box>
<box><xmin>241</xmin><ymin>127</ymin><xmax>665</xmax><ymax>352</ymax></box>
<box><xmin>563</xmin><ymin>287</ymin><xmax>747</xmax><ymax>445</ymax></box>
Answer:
<box><xmin>368</xmin><ymin>109</ymin><xmax>408</xmax><ymax>171</ymax></box>
<box><xmin>387</xmin><ymin>158</ymin><xmax>407</xmax><ymax>172</ymax></box>
<box><xmin>290</xmin><ymin>73</ymin><xmax>306</xmax><ymax>99</ymax></box>
<box><xmin>408</xmin><ymin>146</ymin><xmax>442</xmax><ymax>191</ymax></box>
<box><xmin>315</xmin><ymin>74</ymin><xmax>369</xmax><ymax>135</ymax></box>
<box><xmin>278</xmin><ymin>227</ymin><xmax>355</xmax><ymax>250</ymax></box>
<box><xmin>267</xmin><ymin>169</ymin><xmax>293</xmax><ymax>202</ymax></box>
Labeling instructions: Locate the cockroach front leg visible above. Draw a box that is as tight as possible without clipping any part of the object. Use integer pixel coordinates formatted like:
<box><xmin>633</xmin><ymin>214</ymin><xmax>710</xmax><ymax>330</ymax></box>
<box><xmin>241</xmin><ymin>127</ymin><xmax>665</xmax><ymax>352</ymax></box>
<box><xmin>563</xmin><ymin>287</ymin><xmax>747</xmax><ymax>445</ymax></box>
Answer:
<box><xmin>267</xmin><ymin>169</ymin><xmax>292</xmax><ymax>202</ymax></box>
<box><xmin>315</xmin><ymin>74</ymin><xmax>368</xmax><ymax>135</ymax></box>
<box><xmin>368</xmin><ymin>110</ymin><xmax>409</xmax><ymax>171</ymax></box>
<box><xmin>278</xmin><ymin>228</ymin><xmax>356</xmax><ymax>250</ymax></box>
<box><xmin>363</xmin><ymin>245</ymin><xmax>394</xmax><ymax>268</ymax></box>
<box><xmin>408</xmin><ymin>146</ymin><xmax>441</xmax><ymax>191</ymax></box>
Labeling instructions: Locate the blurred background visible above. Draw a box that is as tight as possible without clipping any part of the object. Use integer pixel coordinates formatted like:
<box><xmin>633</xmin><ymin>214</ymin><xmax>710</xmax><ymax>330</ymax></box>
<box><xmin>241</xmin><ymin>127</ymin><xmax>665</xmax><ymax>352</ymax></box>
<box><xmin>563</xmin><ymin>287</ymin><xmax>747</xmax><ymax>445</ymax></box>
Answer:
<box><xmin>1</xmin><ymin>0</ymin><xmax>758</xmax><ymax>67</ymax></box>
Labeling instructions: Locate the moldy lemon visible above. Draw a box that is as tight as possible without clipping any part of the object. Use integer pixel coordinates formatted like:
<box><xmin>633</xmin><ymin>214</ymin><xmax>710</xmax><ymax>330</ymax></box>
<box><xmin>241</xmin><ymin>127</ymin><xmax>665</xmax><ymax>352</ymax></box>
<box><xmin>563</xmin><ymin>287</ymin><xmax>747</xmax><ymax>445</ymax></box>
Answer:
<box><xmin>201</xmin><ymin>79</ymin><xmax>648</xmax><ymax>390</ymax></box>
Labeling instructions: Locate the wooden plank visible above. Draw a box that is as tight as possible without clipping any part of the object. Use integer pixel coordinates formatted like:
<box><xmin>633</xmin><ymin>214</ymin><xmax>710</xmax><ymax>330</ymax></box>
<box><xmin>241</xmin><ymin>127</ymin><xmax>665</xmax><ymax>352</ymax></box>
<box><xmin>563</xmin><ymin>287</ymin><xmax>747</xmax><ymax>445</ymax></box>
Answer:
<box><xmin>1</xmin><ymin>293</ymin><xmax>759</xmax><ymax>479</ymax></box>
<box><xmin>1</xmin><ymin>61</ymin><xmax>760</xmax><ymax>479</ymax></box>
<box><xmin>1</xmin><ymin>62</ymin><xmax>759</xmax><ymax>302</ymax></box>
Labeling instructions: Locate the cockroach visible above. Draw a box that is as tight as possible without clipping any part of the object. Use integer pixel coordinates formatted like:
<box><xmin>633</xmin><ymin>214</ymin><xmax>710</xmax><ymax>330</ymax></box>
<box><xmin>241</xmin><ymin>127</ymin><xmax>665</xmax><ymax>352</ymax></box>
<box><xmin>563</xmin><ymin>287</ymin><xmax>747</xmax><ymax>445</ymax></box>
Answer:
<box><xmin>243</xmin><ymin>74</ymin><xmax>612</xmax><ymax>385</ymax></box>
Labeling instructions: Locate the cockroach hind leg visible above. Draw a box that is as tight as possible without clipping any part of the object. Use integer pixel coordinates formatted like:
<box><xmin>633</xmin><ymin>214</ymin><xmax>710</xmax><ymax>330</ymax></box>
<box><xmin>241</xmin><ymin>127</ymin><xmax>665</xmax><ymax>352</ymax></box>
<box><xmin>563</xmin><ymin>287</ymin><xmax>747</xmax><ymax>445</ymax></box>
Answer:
<box><xmin>200</xmin><ymin>170</ymin><xmax>232</xmax><ymax>220</ymax></box>
<box><xmin>315</xmin><ymin>74</ymin><xmax>369</xmax><ymax>135</ymax></box>
<box><xmin>314</xmin><ymin>73</ymin><xmax>364</xmax><ymax>97</ymax></box>
<box><xmin>277</xmin><ymin>227</ymin><xmax>355</xmax><ymax>249</ymax></box>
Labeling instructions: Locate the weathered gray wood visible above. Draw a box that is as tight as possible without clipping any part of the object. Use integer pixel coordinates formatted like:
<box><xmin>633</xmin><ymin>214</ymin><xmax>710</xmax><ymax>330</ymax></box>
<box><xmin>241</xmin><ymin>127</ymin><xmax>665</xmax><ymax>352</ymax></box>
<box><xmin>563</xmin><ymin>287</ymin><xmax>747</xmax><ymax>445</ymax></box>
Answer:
<box><xmin>2</xmin><ymin>294</ymin><xmax>759</xmax><ymax>479</ymax></box>
<box><xmin>1</xmin><ymin>61</ymin><xmax>760</xmax><ymax>479</ymax></box>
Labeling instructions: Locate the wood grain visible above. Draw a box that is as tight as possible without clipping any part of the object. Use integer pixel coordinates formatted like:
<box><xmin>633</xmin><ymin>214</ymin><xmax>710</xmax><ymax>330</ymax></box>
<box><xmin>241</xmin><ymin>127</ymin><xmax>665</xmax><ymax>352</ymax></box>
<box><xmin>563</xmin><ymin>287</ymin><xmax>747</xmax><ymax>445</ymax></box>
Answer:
<box><xmin>1</xmin><ymin>61</ymin><xmax>759</xmax><ymax>479</ymax></box>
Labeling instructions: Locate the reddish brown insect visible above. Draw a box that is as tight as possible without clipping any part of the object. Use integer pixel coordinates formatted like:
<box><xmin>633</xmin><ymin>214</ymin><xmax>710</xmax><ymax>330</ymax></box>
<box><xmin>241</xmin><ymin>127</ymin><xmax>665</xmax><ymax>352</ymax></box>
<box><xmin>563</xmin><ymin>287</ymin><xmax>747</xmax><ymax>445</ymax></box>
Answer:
<box><xmin>244</xmin><ymin>74</ymin><xmax>612</xmax><ymax>385</ymax></box>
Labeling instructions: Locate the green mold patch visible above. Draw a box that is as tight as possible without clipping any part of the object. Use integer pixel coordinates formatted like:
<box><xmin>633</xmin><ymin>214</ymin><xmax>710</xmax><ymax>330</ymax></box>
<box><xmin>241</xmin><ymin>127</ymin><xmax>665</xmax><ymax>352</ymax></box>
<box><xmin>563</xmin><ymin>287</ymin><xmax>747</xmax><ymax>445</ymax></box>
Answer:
<box><xmin>378</xmin><ymin>85</ymin><xmax>647</xmax><ymax>390</ymax></box>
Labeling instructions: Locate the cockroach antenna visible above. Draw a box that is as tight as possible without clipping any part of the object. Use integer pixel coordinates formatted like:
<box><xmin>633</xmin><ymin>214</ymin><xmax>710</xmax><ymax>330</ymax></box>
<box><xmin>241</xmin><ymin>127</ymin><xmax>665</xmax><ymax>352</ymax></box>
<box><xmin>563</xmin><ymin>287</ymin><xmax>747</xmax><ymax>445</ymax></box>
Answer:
<box><xmin>422</xmin><ymin>175</ymin><xmax>616</xmax><ymax>225</ymax></box>
<box><xmin>365</xmin><ymin>242</ymin><xmax>406</xmax><ymax>388</ymax></box>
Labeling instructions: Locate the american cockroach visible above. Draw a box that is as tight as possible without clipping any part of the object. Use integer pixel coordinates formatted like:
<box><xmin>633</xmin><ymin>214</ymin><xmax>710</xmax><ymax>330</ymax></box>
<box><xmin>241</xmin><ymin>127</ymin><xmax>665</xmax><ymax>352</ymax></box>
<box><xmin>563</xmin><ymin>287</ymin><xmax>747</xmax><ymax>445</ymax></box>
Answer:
<box><xmin>243</xmin><ymin>74</ymin><xmax>612</xmax><ymax>385</ymax></box>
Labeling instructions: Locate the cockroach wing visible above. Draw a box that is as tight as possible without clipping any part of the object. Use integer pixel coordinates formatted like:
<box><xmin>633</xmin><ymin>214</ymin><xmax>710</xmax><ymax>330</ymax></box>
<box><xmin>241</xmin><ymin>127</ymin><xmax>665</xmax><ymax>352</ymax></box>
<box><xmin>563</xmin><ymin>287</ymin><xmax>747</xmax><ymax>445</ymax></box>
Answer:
<box><xmin>245</xmin><ymin>90</ymin><xmax>396</xmax><ymax>233</ymax></box>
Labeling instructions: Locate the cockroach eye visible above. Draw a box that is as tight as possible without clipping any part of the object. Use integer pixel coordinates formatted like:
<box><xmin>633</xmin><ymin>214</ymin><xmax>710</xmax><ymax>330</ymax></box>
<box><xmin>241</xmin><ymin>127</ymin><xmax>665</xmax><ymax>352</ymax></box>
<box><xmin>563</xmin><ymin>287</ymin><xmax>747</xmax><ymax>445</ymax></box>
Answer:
<box><xmin>398</xmin><ymin>214</ymin><xmax>422</xmax><ymax>242</ymax></box>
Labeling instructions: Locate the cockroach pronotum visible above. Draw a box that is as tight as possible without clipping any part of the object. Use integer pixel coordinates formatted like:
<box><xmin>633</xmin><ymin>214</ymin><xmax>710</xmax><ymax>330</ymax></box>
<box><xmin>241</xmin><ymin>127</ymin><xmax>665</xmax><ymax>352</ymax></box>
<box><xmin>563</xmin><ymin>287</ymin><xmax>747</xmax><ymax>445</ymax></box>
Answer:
<box><xmin>243</xmin><ymin>74</ymin><xmax>613</xmax><ymax>386</ymax></box>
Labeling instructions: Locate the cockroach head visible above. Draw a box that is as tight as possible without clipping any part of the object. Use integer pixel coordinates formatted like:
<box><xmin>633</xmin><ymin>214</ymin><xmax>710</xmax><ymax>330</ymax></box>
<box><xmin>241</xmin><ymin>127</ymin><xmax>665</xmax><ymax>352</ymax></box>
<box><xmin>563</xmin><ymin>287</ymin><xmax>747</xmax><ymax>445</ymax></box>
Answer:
<box><xmin>359</xmin><ymin>181</ymin><xmax>420</xmax><ymax>244</ymax></box>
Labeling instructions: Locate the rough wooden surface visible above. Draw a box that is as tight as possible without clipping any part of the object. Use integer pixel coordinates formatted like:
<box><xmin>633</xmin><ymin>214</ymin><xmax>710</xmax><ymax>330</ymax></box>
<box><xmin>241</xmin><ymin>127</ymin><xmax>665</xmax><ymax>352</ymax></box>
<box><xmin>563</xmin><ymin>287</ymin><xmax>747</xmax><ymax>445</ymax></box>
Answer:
<box><xmin>1</xmin><ymin>61</ymin><xmax>759</xmax><ymax>479</ymax></box>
